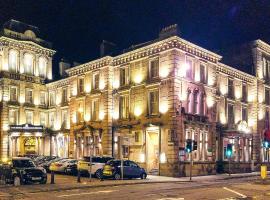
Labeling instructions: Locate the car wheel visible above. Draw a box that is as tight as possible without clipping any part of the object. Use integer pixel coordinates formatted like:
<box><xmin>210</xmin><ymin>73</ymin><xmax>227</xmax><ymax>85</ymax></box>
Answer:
<box><xmin>95</xmin><ymin>169</ymin><xmax>102</xmax><ymax>179</ymax></box>
<box><xmin>13</xmin><ymin>176</ymin><xmax>21</xmax><ymax>186</ymax></box>
<box><xmin>140</xmin><ymin>173</ymin><xmax>147</xmax><ymax>179</ymax></box>
<box><xmin>40</xmin><ymin>178</ymin><xmax>47</xmax><ymax>184</ymax></box>
<box><xmin>114</xmin><ymin>173</ymin><xmax>121</xmax><ymax>180</ymax></box>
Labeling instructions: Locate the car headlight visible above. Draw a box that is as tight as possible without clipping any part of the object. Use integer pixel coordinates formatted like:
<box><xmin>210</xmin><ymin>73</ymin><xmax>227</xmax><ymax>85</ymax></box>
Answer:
<box><xmin>20</xmin><ymin>170</ymin><xmax>26</xmax><ymax>175</ymax></box>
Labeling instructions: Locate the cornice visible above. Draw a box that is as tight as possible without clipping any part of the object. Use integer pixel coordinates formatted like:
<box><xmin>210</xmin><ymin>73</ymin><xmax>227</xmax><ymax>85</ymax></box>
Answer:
<box><xmin>0</xmin><ymin>36</ymin><xmax>56</xmax><ymax>56</ymax></box>
<box><xmin>66</xmin><ymin>56</ymin><xmax>113</xmax><ymax>76</ymax></box>
<box><xmin>46</xmin><ymin>77</ymin><xmax>71</xmax><ymax>89</ymax></box>
<box><xmin>253</xmin><ymin>39</ymin><xmax>270</xmax><ymax>55</ymax></box>
<box><xmin>217</xmin><ymin>63</ymin><xmax>255</xmax><ymax>83</ymax></box>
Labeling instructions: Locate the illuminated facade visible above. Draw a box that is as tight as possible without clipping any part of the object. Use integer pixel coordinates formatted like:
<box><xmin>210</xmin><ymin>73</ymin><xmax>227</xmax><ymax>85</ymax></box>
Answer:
<box><xmin>0</xmin><ymin>20</ymin><xmax>269</xmax><ymax>176</ymax></box>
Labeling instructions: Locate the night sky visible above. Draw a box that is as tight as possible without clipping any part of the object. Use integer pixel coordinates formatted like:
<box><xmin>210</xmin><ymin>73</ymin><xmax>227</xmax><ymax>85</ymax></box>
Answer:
<box><xmin>1</xmin><ymin>0</ymin><xmax>270</xmax><ymax>75</ymax></box>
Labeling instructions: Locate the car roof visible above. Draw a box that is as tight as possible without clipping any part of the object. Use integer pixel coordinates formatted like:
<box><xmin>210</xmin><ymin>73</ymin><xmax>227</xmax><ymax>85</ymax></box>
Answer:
<box><xmin>12</xmin><ymin>157</ymin><xmax>31</xmax><ymax>160</ymax></box>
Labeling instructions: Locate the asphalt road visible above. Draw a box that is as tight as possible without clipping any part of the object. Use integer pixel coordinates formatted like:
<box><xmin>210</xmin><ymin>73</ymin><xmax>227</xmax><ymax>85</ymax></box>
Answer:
<box><xmin>0</xmin><ymin>176</ymin><xmax>269</xmax><ymax>200</ymax></box>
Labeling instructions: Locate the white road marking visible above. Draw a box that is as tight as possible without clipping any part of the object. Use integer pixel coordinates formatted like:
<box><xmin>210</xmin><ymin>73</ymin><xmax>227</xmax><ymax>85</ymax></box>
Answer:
<box><xmin>223</xmin><ymin>187</ymin><xmax>247</xmax><ymax>198</ymax></box>
<box><xmin>157</xmin><ymin>198</ymin><xmax>184</xmax><ymax>200</ymax></box>
<box><xmin>57</xmin><ymin>190</ymin><xmax>117</xmax><ymax>198</ymax></box>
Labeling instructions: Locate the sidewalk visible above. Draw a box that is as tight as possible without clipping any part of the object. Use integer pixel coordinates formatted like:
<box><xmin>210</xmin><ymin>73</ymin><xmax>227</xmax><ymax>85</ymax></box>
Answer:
<box><xmin>0</xmin><ymin>171</ymin><xmax>267</xmax><ymax>194</ymax></box>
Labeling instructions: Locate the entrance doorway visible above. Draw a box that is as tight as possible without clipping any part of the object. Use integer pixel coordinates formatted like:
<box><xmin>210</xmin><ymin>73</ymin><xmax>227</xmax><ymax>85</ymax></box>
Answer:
<box><xmin>24</xmin><ymin>137</ymin><xmax>36</xmax><ymax>155</ymax></box>
<box><xmin>146</xmin><ymin>131</ymin><xmax>159</xmax><ymax>174</ymax></box>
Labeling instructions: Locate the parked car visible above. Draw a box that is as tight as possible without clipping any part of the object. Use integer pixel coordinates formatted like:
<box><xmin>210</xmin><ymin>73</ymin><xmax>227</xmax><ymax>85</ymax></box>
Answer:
<box><xmin>0</xmin><ymin>157</ymin><xmax>47</xmax><ymax>186</ymax></box>
<box><xmin>39</xmin><ymin>157</ymin><xmax>66</xmax><ymax>172</ymax></box>
<box><xmin>49</xmin><ymin>159</ymin><xmax>77</xmax><ymax>174</ymax></box>
<box><xmin>102</xmin><ymin>160</ymin><xmax>147</xmax><ymax>180</ymax></box>
<box><xmin>77</xmin><ymin>156</ymin><xmax>113</xmax><ymax>178</ymax></box>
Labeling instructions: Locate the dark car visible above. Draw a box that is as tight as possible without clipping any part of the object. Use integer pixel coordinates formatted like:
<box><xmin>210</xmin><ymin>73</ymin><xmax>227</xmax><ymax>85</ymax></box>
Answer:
<box><xmin>0</xmin><ymin>157</ymin><xmax>47</xmax><ymax>186</ymax></box>
<box><xmin>102</xmin><ymin>160</ymin><xmax>147</xmax><ymax>180</ymax></box>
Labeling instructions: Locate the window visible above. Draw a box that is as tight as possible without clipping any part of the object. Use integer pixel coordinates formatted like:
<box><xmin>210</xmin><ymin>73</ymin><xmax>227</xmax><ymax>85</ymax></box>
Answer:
<box><xmin>120</xmin><ymin>67</ymin><xmax>129</xmax><ymax>86</ymax></box>
<box><xmin>49</xmin><ymin>92</ymin><xmax>55</xmax><ymax>106</ymax></box>
<box><xmin>149</xmin><ymin>59</ymin><xmax>159</xmax><ymax>79</ymax></box>
<box><xmin>228</xmin><ymin>79</ymin><xmax>234</xmax><ymax>99</ymax></box>
<box><xmin>62</xmin><ymin>88</ymin><xmax>67</xmax><ymax>104</ymax></box>
<box><xmin>242</xmin><ymin>107</ymin><xmax>248</xmax><ymax>122</ymax></box>
<box><xmin>149</xmin><ymin>90</ymin><xmax>159</xmax><ymax>115</ymax></box>
<box><xmin>38</xmin><ymin>57</ymin><xmax>47</xmax><ymax>77</ymax></box>
<box><xmin>263</xmin><ymin>57</ymin><xmax>270</xmax><ymax>79</ymax></box>
<box><xmin>40</xmin><ymin>92</ymin><xmax>46</xmax><ymax>105</ymax></box>
<box><xmin>266</xmin><ymin>88</ymin><xmax>270</xmax><ymax>105</ymax></box>
<box><xmin>10</xmin><ymin>86</ymin><xmax>17</xmax><ymax>102</ymax></box>
<box><xmin>77</xmin><ymin>102</ymin><xmax>84</xmax><ymax>123</ymax></box>
<box><xmin>92</xmin><ymin>100</ymin><xmax>99</xmax><ymax>121</ymax></box>
<box><xmin>62</xmin><ymin>110</ymin><xmax>68</xmax><ymax>128</ymax></box>
<box><xmin>119</xmin><ymin>96</ymin><xmax>129</xmax><ymax>119</ymax></box>
<box><xmin>134</xmin><ymin>131</ymin><xmax>140</xmax><ymax>143</ymax></box>
<box><xmin>187</xmin><ymin>91</ymin><xmax>191</xmax><ymax>113</ymax></box>
<box><xmin>25</xmin><ymin>89</ymin><xmax>33</xmax><ymax>104</ymax></box>
<box><xmin>266</xmin><ymin>110</ymin><xmax>270</xmax><ymax>129</ymax></box>
<box><xmin>186</xmin><ymin>60</ymin><xmax>193</xmax><ymax>79</ymax></box>
<box><xmin>24</xmin><ymin>53</ymin><xmax>34</xmax><ymax>75</ymax></box>
<box><xmin>93</xmin><ymin>72</ymin><xmax>100</xmax><ymax>90</ymax></box>
<box><xmin>193</xmin><ymin>91</ymin><xmax>198</xmax><ymax>114</ymax></box>
<box><xmin>40</xmin><ymin>112</ymin><xmax>46</xmax><ymax>127</ymax></box>
<box><xmin>200</xmin><ymin>64</ymin><xmax>206</xmax><ymax>84</ymax></box>
<box><xmin>242</xmin><ymin>84</ymin><xmax>247</xmax><ymax>102</ymax></box>
<box><xmin>9</xmin><ymin>50</ymin><xmax>18</xmax><ymax>72</ymax></box>
<box><xmin>78</xmin><ymin>78</ymin><xmax>84</xmax><ymax>94</ymax></box>
<box><xmin>200</xmin><ymin>93</ymin><xmax>205</xmax><ymax>115</ymax></box>
<box><xmin>25</xmin><ymin>111</ymin><xmax>33</xmax><ymax>124</ymax></box>
<box><xmin>9</xmin><ymin>109</ymin><xmax>18</xmax><ymax>125</ymax></box>
<box><xmin>227</xmin><ymin>104</ymin><xmax>235</xmax><ymax>125</ymax></box>
<box><xmin>49</xmin><ymin>112</ymin><xmax>55</xmax><ymax>128</ymax></box>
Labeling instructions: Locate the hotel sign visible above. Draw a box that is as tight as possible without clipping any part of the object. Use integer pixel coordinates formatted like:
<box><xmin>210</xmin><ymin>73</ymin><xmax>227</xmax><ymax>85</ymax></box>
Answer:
<box><xmin>9</xmin><ymin>124</ymin><xmax>43</xmax><ymax>132</ymax></box>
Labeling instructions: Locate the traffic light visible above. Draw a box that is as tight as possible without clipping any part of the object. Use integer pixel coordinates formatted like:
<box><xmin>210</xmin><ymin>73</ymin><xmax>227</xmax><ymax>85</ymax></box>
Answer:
<box><xmin>186</xmin><ymin>139</ymin><xmax>192</xmax><ymax>153</ymax></box>
<box><xmin>193</xmin><ymin>140</ymin><xmax>198</xmax><ymax>151</ymax></box>
<box><xmin>226</xmin><ymin>144</ymin><xmax>233</xmax><ymax>158</ymax></box>
<box><xmin>263</xmin><ymin>140</ymin><xmax>269</xmax><ymax>148</ymax></box>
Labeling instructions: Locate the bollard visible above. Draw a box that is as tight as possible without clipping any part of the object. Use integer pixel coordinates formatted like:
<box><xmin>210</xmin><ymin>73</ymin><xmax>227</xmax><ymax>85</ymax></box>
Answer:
<box><xmin>77</xmin><ymin>170</ymin><xmax>81</xmax><ymax>183</ymax></box>
<box><xmin>50</xmin><ymin>171</ymin><xmax>55</xmax><ymax>184</ymax></box>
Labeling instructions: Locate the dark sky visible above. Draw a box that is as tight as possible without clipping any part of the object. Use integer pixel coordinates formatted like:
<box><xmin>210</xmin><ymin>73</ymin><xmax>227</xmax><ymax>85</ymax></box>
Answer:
<box><xmin>1</xmin><ymin>0</ymin><xmax>270</xmax><ymax>74</ymax></box>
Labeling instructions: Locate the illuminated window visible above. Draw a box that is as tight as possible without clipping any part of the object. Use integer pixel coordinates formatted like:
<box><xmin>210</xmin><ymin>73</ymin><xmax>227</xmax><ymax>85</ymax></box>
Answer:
<box><xmin>200</xmin><ymin>64</ymin><xmax>207</xmax><ymax>84</ymax></box>
<box><xmin>120</xmin><ymin>66</ymin><xmax>129</xmax><ymax>86</ymax></box>
<box><xmin>93</xmin><ymin>72</ymin><xmax>100</xmax><ymax>90</ymax></box>
<box><xmin>24</xmin><ymin>53</ymin><xmax>34</xmax><ymax>75</ymax></box>
<box><xmin>149</xmin><ymin>59</ymin><xmax>159</xmax><ymax>79</ymax></box>
<box><xmin>49</xmin><ymin>112</ymin><xmax>55</xmax><ymax>129</ymax></box>
<box><xmin>40</xmin><ymin>112</ymin><xmax>46</xmax><ymax>127</ymax></box>
<box><xmin>25</xmin><ymin>111</ymin><xmax>33</xmax><ymax>124</ymax></box>
<box><xmin>62</xmin><ymin>88</ymin><xmax>67</xmax><ymax>104</ymax></box>
<box><xmin>9</xmin><ymin>109</ymin><xmax>18</xmax><ymax>125</ymax></box>
<box><xmin>200</xmin><ymin>93</ymin><xmax>205</xmax><ymax>116</ymax></box>
<box><xmin>40</xmin><ymin>91</ymin><xmax>46</xmax><ymax>105</ymax></box>
<box><xmin>8</xmin><ymin>50</ymin><xmax>18</xmax><ymax>72</ymax></box>
<box><xmin>92</xmin><ymin>100</ymin><xmax>99</xmax><ymax>121</ymax></box>
<box><xmin>186</xmin><ymin>60</ymin><xmax>193</xmax><ymax>79</ymax></box>
<box><xmin>10</xmin><ymin>86</ymin><xmax>17</xmax><ymax>102</ymax></box>
<box><xmin>62</xmin><ymin>110</ymin><xmax>68</xmax><ymax>128</ymax></box>
<box><xmin>78</xmin><ymin>78</ymin><xmax>84</xmax><ymax>94</ymax></box>
<box><xmin>38</xmin><ymin>57</ymin><xmax>47</xmax><ymax>77</ymax></box>
<box><xmin>119</xmin><ymin>95</ymin><xmax>129</xmax><ymax>119</ymax></box>
<box><xmin>228</xmin><ymin>79</ymin><xmax>234</xmax><ymax>99</ymax></box>
<box><xmin>148</xmin><ymin>90</ymin><xmax>159</xmax><ymax>115</ymax></box>
<box><xmin>25</xmin><ymin>89</ymin><xmax>33</xmax><ymax>104</ymax></box>
<box><xmin>49</xmin><ymin>91</ymin><xmax>55</xmax><ymax>106</ymax></box>
<box><xmin>193</xmin><ymin>91</ymin><xmax>198</xmax><ymax>114</ymax></box>
<box><xmin>77</xmin><ymin>102</ymin><xmax>84</xmax><ymax>123</ymax></box>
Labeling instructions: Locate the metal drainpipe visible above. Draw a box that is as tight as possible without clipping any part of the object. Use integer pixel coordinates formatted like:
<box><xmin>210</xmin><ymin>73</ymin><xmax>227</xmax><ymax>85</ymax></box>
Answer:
<box><xmin>158</xmin><ymin>126</ymin><xmax>161</xmax><ymax>176</ymax></box>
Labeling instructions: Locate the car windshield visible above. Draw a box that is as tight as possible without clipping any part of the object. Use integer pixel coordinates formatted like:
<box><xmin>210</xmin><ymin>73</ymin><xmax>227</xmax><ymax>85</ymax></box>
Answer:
<box><xmin>107</xmin><ymin>160</ymin><xmax>121</xmax><ymax>166</ymax></box>
<box><xmin>13</xmin><ymin>159</ymin><xmax>36</xmax><ymax>168</ymax></box>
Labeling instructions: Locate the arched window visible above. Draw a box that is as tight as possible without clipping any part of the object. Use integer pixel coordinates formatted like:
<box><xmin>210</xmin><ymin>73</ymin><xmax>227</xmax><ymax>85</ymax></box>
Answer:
<box><xmin>8</xmin><ymin>50</ymin><xmax>18</xmax><ymax>72</ymax></box>
<box><xmin>38</xmin><ymin>57</ymin><xmax>47</xmax><ymax>77</ymax></box>
<box><xmin>24</xmin><ymin>53</ymin><xmax>34</xmax><ymax>75</ymax></box>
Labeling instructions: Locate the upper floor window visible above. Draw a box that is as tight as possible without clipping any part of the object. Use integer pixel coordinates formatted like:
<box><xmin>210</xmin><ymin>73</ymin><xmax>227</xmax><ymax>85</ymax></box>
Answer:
<box><xmin>62</xmin><ymin>110</ymin><xmax>68</xmax><ymax>128</ymax></box>
<box><xmin>9</xmin><ymin>109</ymin><xmax>18</xmax><ymax>125</ymax></box>
<box><xmin>10</xmin><ymin>86</ymin><xmax>17</xmax><ymax>102</ymax></box>
<box><xmin>93</xmin><ymin>72</ymin><xmax>100</xmax><ymax>90</ymax></box>
<box><xmin>193</xmin><ymin>91</ymin><xmax>199</xmax><ymax>114</ymax></box>
<box><xmin>263</xmin><ymin>57</ymin><xmax>270</xmax><ymax>80</ymax></box>
<box><xmin>149</xmin><ymin>59</ymin><xmax>159</xmax><ymax>79</ymax></box>
<box><xmin>228</xmin><ymin>79</ymin><xmax>234</xmax><ymax>99</ymax></box>
<box><xmin>25</xmin><ymin>89</ymin><xmax>33</xmax><ymax>104</ymax></box>
<box><xmin>227</xmin><ymin>104</ymin><xmax>235</xmax><ymax>125</ymax></box>
<box><xmin>77</xmin><ymin>102</ymin><xmax>84</xmax><ymax>123</ymax></box>
<box><xmin>38</xmin><ymin>57</ymin><xmax>47</xmax><ymax>77</ymax></box>
<box><xmin>148</xmin><ymin>90</ymin><xmax>159</xmax><ymax>115</ymax></box>
<box><xmin>8</xmin><ymin>50</ymin><xmax>18</xmax><ymax>72</ymax></box>
<box><xmin>200</xmin><ymin>64</ymin><xmax>207</xmax><ymax>84</ymax></box>
<box><xmin>242</xmin><ymin>84</ymin><xmax>247</xmax><ymax>102</ymax></box>
<box><xmin>200</xmin><ymin>93</ymin><xmax>205</xmax><ymax>116</ymax></box>
<box><xmin>92</xmin><ymin>99</ymin><xmax>99</xmax><ymax>121</ymax></box>
<box><xmin>266</xmin><ymin>88</ymin><xmax>270</xmax><ymax>105</ymax></box>
<box><xmin>120</xmin><ymin>66</ymin><xmax>129</xmax><ymax>86</ymax></box>
<box><xmin>265</xmin><ymin>110</ymin><xmax>270</xmax><ymax>129</ymax></box>
<box><xmin>49</xmin><ymin>92</ymin><xmax>55</xmax><ymax>106</ymax></box>
<box><xmin>40</xmin><ymin>91</ymin><xmax>46</xmax><ymax>106</ymax></box>
<box><xmin>62</xmin><ymin>88</ymin><xmax>68</xmax><ymax>104</ymax></box>
<box><xmin>25</xmin><ymin>111</ymin><xmax>33</xmax><ymax>124</ymax></box>
<box><xmin>187</xmin><ymin>91</ymin><xmax>191</xmax><ymax>113</ymax></box>
<box><xmin>40</xmin><ymin>112</ymin><xmax>46</xmax><ymax>127</ymax></box>
<box><xmin>78</xmin><ymin>78</ymin><xmax>84</xmax><ymax>94</ymax></box>
<box><xmin>24</xmin><ymin>53</ymin><xmax>34</xmax><ymax>75</ymax></box>
<box><xmin>49</xmin><ymin>112</ymin><xmax>55</xmax><ymax>128</ymax></box>
<box><xmin>242</xmin><ymin>106</ymin><xmax>248</xmax><ymax>122</ymax></box>
<box><xmin>119</xmin><ymin>95</ymin><xmax>129</xmax><ymax>119</ymax></box>
<box><xmin>186</xmin><ymin>60</ymin><xmax>193</xmax><ymax>79</ymax></box>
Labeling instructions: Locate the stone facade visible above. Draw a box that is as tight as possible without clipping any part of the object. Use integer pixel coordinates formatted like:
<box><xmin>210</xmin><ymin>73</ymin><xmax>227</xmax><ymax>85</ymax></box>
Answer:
<box><xmin>0</xmin><ymin>20</ymin><xmax>270</xmax><ymax>177</ymax></box>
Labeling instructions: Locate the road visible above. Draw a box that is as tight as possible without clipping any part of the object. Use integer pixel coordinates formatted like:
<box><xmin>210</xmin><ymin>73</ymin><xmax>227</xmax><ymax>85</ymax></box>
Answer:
<box><xmin>0</xmin><ymin>176</ymin><xmax>269</xmax><ymax>200</ymax></box>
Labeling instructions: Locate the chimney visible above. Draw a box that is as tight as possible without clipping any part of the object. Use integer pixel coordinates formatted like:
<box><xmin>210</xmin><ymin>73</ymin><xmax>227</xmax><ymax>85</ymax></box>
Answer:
<box><xmin>159</xmin><ymin>24</ymin><xmax>180</xmax><ymax>40</ymax></box>
<box><xmin>59</xmin><ymin>58</ymin><xmax>71</xmax><ymax>77</ymax></box>
<box><xmin>100</xmin><ymin>40</ymin><xmax>116</xmax><ymax>57</ymax></box>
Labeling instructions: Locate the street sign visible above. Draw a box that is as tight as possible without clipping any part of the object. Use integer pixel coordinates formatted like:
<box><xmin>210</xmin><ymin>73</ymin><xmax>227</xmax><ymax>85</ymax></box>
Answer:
<box><xmin>261</xmin><ymin>165</ymin><xmax>267</xmax><ymax>180</ymax></box>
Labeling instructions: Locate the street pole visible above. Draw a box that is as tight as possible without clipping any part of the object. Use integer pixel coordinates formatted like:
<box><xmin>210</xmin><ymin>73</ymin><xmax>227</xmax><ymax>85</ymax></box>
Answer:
<box><xmin>121</xmin><ymin>159</ymin><xmax>124</xmax><ymax>180</ymax></box>
<box><xmin>89</xmin><ymin>156</ymin><xmax>92</xmax><ymax>182</ymax></box>
<box><xmin>229</xmin><ymin>157</ymin><xmax>231</xmax><ymax>176</ymax></box>
<box><xmin>190</xmin><ymin>151</ymin><xmax>192</xmax><ymax>181</ymax></box>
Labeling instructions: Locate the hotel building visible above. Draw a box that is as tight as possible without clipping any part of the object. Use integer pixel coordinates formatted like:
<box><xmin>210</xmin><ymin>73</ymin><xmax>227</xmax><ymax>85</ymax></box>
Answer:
<box><xmin>0</xmin><ymin>20</ymin><xmax>269</xmax><ymax>176</ymax></box>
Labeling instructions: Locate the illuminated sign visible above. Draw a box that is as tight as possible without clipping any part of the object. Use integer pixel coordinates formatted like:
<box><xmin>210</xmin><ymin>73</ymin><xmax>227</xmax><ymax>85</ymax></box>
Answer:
<box><xmin>9</xmin><ymin>124</ymin><xmax>43</xmax><ymax>132</ymax></box>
